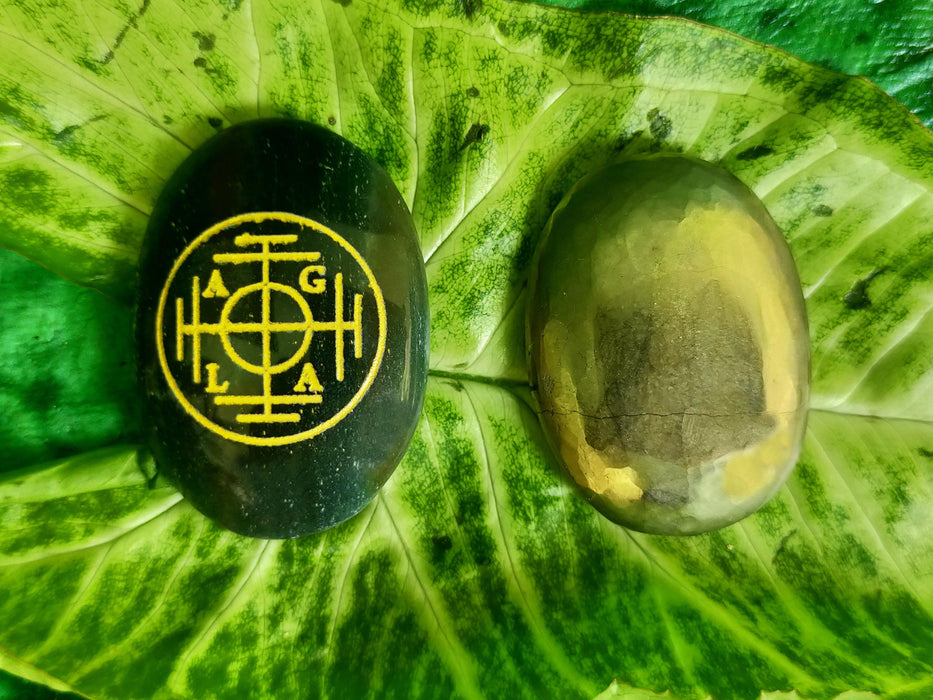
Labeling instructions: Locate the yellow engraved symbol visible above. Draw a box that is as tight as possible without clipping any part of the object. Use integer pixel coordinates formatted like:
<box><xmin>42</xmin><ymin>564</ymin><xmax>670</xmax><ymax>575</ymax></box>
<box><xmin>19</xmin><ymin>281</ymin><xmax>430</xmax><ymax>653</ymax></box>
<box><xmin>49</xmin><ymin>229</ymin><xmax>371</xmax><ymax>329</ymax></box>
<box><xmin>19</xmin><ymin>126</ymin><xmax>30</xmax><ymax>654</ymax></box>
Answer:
<box><xmin>205</xmin><ymin>363</ymin><xmax>229</xmax><ymax>393</ymax></box>
<box><xmin>155</xmin><ymin>211</ymin><xmax>388</xmax><ymax>447</ymax></box>
<box><xmin>299</xmin><ymin>265</ymin><xmax>326</xmax><ymax>294</ymax></box>
<box><xmin>293</xmin><ymin>363</ymin><xmax>323</xmax><ymax>393</ymax></box>
<box><xmin>202</xmin><ymin>269</ymin><xmax>230</xmax><ymax>298</ymax></box>
<box><xmin>175</xmin><ymin>235</ymin><xmax>360</xmax><ymax>423</ymax></box>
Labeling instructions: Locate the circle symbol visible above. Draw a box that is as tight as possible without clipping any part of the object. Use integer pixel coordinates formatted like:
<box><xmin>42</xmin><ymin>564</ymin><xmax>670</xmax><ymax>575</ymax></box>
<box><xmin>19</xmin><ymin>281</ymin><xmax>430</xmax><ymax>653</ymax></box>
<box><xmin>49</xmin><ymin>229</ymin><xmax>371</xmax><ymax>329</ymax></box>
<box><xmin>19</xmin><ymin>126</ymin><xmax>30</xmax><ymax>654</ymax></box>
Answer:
<box><xmin>218</xmin><ymin>282</ymin><xmax>314</xmax><ymax>375</ymax></box>
<box><xmin>154</xmin><ymin>212</ymin><xmax>387</xmax><ymax>446</ymax></box>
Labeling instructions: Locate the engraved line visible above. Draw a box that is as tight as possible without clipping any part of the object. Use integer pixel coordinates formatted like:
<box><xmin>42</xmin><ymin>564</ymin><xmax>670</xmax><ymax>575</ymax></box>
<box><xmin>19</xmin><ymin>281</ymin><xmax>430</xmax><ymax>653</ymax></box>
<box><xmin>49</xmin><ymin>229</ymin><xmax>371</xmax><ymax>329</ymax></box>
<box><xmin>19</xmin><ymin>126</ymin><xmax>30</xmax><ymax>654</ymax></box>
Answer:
<box><xmin>213</xmin><ymin>251</ymin><xmax>322</xmax><ymax>264</ymax></box>
<box><xmin>237</xmin><ymin>412</ymin><xmax>301</xmax><ymax>423</ymax></box>
<box><xmin>261</xmin><ymin>240</ymin><xmax>271</xmax><ymax>292</ymax></box>
<box><xmin>308</xmin><ymin>320</ymin><xmax>352</xmax><ymax>333</ymax></box>
<box><xmin>199</xmin><ymin>321</ymin><xmax>313</xmax><ymax>333</ymax></box>
<box><xmin>335</xmin><ymin>272</ymin><xmax>344</xmax><ymax>381</ymax></box>
<box><xmin>192</xmin><ymin>276</ymin><xmax>201</xmax><ymax>384</ymax></box>
<box><xmin>260</xmin><ymin>240</ymin><xmax>274</xmax><ymax>418</ymax></box>
<box><xmin>155</xmin><ymin>211</ymin><xmax>387</xmax><ymax>446</ymax></box>
<box><xmin>354</xmin><ymin>293</ymin><xmax>363</xmax><ymax>358</ymax></box>
<box><xmin>258</xmin><ymin>372</ymin><xmax>272</xmax><ymax>416</ymax></box>
<box><xmin>262</xmin><ymin>244</ymin><xmax>272</xmax><ymax>378</ymax></box>
<box><xmin>230</xmin><ymin>321</ymin><xmax>308</xmax><ymax>333</ymax></box>
<box><xmin>263</xmin><ymin>373</ymin><xmax>273</xmax><ymax>416</ymax></box>
<box><xmin>175</xmin><ymin>297</ymin><xmax>184</xmax><ymax>362</ymax></box>
<box><xmin>215</xmin><ymin>395</ymin><xmax>323</xmax><ymax>406</ymax></box>
<box><xmin>181</xmin><ymin>322</ymin><xmax>223</xmax><ymax>334</ymax></box>
<box><xmin>236</xmin><ymin>233</ymin><xmax>298</xmax><ymax>246</ymax></box>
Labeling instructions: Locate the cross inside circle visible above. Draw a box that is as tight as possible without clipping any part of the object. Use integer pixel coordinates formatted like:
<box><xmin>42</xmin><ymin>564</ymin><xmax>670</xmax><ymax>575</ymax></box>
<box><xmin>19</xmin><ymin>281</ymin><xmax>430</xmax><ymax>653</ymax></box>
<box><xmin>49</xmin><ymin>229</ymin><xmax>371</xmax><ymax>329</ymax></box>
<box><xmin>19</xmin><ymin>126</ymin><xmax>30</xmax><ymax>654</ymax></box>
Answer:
<box><xmin>156</xmin><ymin>213</ymin><xmax>387</xmax><ymax>446</ymax></box>
<box><xmin>218</xmin><ymin>280</ymin><xmax>316</xmax><ymax>376</ymax></box>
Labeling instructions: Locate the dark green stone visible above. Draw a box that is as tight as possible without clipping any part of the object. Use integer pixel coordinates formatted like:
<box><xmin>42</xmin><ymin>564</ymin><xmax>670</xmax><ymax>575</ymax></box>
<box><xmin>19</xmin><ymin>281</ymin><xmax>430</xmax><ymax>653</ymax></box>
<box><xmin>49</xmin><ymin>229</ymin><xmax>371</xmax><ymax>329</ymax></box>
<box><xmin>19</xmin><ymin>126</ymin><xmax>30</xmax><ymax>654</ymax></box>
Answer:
<box><xmin>136</xmin><ymin>119</ymin><xmax>428</xmax><ymax>538</ymax></box>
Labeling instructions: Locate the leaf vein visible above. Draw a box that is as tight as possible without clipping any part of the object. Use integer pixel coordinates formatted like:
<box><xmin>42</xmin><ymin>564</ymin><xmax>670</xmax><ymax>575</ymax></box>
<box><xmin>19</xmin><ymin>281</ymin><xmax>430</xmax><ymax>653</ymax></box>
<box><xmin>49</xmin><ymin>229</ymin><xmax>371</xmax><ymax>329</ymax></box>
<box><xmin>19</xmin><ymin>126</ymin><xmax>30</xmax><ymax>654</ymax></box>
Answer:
<box><xmin>167</xmin><ymin>539</ymin><xmax>273</xmax><ymax>691</ymax></box>
<box><xmin>461</xmin><ymin>382</ymin><xmax>596</xmax><ymax>696</ymax></box>
<box><xmin>835</xmin><ymin>296</ymin><xmax>933</xmax><ymax>409</ymax></box>
<box><xmin>808</xmin><ymin>427</ymin><xmax>932</xmax><ymax>613</ymax></box>
<box><xmin>377</xmin><ymin>492</ymin><xmax>484</xmax><ymax>700</ymax></box>
<box><xmin>0</xmin><ymin>28</ymin><xmax>192</xmax><ymax>151</ymax></box>
<box><xmin>804</xmin><ymin>187</ymin><xmax>926</xmax><ymax>299</ymax></box>
<box><xmin>422</xmin><ymin>81</ymin><xmax>570</xmax><ymax>264</ymax></box>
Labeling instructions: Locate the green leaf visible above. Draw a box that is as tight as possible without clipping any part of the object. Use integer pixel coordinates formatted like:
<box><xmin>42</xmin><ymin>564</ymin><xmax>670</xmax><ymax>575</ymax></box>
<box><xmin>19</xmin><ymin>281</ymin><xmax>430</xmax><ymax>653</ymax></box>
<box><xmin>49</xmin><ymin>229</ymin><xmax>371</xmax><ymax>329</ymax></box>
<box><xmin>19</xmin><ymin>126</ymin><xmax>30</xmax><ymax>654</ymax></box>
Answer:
<box><xmin>2</xmin><ymin>387</ymin><xmax>932</xmax><ymax>699</ymax></box>
<box><xmin>553</xmin><ymin>0</ymin><xmax>933</xmax><ymax>130</ymax></box>
<box><xmin>0</xmin><ymin>0</ymin><xmax>931</xmax><ymax>698</ymax></box>
<box><xmin>592</xmin><ymin>682</ymin><xmax>684</xmax><ymax>700</ymax></box>
<box><xmin>592</xmin><ymin>685</ymin><xmax>885</xmax><ymax>700</ymax></box>
<box><xmin>0</xmin><ymin>248</ymin><xmax>139</xmax><ymax>474</ymax></box>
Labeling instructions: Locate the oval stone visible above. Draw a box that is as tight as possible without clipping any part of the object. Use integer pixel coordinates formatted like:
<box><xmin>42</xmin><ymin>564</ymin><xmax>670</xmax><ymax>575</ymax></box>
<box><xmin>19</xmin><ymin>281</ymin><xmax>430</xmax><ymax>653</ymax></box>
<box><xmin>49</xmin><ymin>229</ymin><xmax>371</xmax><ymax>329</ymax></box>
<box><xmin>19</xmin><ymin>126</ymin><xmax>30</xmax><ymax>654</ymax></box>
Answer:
<box><xmin>527</xmin><ymin>154</ymin><xmax>809</xmax><ymax>535</ymax></box>
<box><xmin>136</xmin><ymin>119</ymin><xmax>429</xmax><ymax>539</ymax></box>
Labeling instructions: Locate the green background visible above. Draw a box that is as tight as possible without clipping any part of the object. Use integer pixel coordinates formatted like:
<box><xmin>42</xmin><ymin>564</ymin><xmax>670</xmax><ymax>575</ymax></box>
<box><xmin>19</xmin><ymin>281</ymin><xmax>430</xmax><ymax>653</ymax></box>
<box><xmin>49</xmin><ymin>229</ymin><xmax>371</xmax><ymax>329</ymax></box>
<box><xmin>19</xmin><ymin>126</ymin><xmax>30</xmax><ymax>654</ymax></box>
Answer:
<box><xmin>0</xmin><ymin>0</ymin><xmax>930</xmax><ymax>697</ymax></box>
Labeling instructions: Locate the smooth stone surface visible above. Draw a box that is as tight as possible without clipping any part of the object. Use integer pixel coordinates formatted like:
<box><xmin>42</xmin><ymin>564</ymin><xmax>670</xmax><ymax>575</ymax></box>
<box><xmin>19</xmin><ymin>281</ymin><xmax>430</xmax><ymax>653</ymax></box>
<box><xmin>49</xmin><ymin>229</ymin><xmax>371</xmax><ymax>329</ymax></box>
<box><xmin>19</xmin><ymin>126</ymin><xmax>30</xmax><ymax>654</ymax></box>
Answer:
<box><xmin>527</xmin><ymin>154</ymin><xmax>810</xmax><ymax>535</ymax></box>
<box><xmin>136</xmin><ymin>119</ymin><xmax>429</xmax><ymax>539</ymax></box>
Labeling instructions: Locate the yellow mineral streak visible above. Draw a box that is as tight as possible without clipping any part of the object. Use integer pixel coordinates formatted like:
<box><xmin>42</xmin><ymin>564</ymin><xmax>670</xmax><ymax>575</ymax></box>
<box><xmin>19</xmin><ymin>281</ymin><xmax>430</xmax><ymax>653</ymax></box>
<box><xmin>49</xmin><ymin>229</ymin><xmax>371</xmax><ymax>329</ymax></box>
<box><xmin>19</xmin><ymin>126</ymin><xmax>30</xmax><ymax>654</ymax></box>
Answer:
<box><xmin>722</xmin><ymin>423</ymin><xmax>793</xmax><ymax>499</ymax></box>
<box><xmin>675</xmin><ymin>204</ymin><xmax>803</xmax><ymax>418</ymax></box>
<box><xmin>587</xmin><ymin>457</ymin><xmax>644</xmax><ymax>503</ymax></box>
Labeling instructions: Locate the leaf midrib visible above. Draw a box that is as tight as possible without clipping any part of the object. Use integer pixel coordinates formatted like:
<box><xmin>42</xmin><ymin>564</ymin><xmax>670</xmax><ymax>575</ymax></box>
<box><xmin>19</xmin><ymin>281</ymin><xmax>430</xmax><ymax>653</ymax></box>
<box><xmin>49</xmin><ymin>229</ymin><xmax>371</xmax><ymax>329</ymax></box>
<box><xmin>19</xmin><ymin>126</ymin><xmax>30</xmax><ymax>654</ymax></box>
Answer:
<box><xmin>427</xmin><ymin>369</ymin><xmax>933</xmax><ymax>426</ymax></box>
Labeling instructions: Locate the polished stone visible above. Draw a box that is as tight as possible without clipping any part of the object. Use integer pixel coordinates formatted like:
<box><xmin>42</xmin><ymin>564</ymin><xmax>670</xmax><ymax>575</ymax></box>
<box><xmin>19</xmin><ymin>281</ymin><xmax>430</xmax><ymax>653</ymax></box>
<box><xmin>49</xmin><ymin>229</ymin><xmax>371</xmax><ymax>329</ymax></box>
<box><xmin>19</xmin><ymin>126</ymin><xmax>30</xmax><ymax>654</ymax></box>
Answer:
<box><xmin>136</xmin><ymin>119</ymin><xmax>428</xmax><ymax>538</ymax></box>
<box><xmin>527</xmin><ymin>154</ymin><xmax>809</xmax><ymax>535</ymax></box>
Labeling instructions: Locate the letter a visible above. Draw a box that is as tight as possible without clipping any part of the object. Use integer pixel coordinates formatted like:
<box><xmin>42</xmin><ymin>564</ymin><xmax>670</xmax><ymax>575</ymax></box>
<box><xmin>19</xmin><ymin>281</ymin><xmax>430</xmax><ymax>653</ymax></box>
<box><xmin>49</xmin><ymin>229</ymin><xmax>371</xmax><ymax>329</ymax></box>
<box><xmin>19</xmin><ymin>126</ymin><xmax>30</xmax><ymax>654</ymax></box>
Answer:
<box><xmin>202</xmin><ymin>269</ymin><xmax>230</xmax><ymax>298</ymax></box>
<box><xmin>293</xmin><ymin>362</ymin><xmax>324</xmax><ymax>393</ymax></box>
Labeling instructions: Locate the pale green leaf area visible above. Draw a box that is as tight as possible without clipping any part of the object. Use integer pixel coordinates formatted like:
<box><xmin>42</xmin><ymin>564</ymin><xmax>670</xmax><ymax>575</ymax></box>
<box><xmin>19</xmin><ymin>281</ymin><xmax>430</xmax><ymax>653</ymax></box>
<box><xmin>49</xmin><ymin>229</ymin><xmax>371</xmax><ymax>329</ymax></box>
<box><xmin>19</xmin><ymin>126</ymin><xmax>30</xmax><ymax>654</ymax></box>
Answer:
<box><xmin>594</xmin><ymin>683</ymin><xmax>885</xmax><ymax>700</ymax></box>
<box><xmin>0</xmin><ymin>0</ymin><xmax>931</xmax><ymax>698</ymax></box>
<box><xmin>2</xmin><ymin>391</ymin><xmax>933</xmax><ymax>699</ymax></box>
<box><xmin>555</xmin><ymin>0</ymin><xmax>933</xmax><ymax>130</ymax></box>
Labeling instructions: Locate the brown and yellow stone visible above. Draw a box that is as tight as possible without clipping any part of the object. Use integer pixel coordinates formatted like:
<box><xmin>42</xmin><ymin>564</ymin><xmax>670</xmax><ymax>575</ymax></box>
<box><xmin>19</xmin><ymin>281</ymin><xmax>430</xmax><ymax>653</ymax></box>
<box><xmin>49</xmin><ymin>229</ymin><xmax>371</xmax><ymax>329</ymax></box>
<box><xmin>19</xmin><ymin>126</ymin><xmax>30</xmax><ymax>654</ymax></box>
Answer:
<box><xmin>527</xmin><ymin>154</ymin><xmax>809</xmax><ymax>535</ymax></box>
